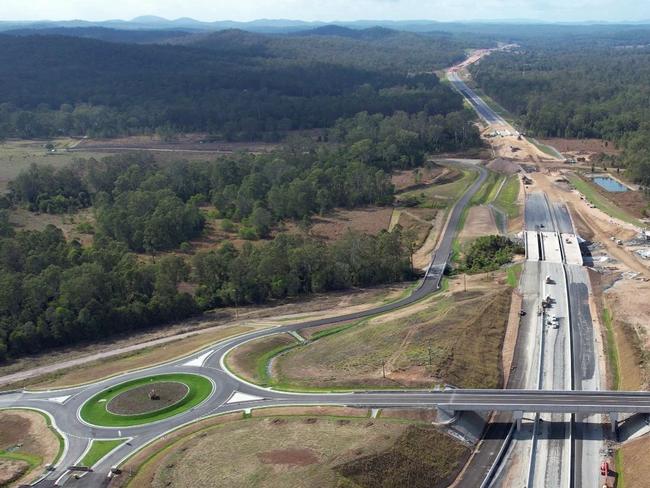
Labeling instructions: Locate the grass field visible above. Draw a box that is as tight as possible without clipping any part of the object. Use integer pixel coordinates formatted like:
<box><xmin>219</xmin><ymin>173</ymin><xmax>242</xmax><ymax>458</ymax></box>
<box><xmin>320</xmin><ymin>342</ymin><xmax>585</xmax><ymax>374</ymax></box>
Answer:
<box><xmin>568</xmin><ymin>174</ymin><xmax>642</xmax><ymax>226</ymax></box>
<box><xmin>270</xmin><ymin>287</ymin><xmax>511</xmax><ymax>390</ymax></box>
<box><xmin>127</xmin><ymin>416</ymin><xmax>468</xmax><ymax>488</ymax></box>
<box><xmin>471</xmin><ymin>171</ymin><xmax>504</xmax><ymax>206</ymax></box>
<box><xmin>493</xmin><ymin>174</ymin><xmax>521</xmax><ymax>219</ymax></box>
<box><xmin>80</xmin><ymin>439</ymin><xmax>126</xmax><ymax>467</ymax></box>
<box><xmin>602</xmin><ymin>308</ymin><xmax>621</xmax><ymax>390</ymax></box>
<box><xmin>80</xmin><ymin>373</ymin><xmax>213</xmax><ymax>427</ymax></box>
<box><xmin>0</xmin><ymin>139</ymin><xmax>114</xmax><ymax>190</ymax></box>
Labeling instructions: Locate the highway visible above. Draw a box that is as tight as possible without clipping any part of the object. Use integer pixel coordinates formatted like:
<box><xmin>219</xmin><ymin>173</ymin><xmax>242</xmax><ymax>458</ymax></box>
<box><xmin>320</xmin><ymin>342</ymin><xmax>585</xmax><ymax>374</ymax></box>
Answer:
<box><xmin>447</xmin><ymin>71</ymin><xmax>508</xmax><ymax>126</ymax></box>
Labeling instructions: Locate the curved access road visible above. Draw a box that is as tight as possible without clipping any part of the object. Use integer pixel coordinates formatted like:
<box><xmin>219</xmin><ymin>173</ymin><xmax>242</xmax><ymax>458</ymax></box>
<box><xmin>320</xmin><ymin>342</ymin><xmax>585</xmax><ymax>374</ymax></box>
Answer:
<box><xmin>0</xmin><ymin>160</ymin><xmax>486</xmax><ymax>487</ymax></box>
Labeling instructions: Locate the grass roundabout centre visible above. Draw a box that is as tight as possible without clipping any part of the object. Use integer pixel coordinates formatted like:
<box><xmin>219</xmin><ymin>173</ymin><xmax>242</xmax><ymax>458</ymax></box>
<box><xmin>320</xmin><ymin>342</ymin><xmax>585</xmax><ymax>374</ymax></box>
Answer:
<box><xmin>79</xmin><ymin>373</ymin><xmax>214</xmax><ymax>427</ymax></box>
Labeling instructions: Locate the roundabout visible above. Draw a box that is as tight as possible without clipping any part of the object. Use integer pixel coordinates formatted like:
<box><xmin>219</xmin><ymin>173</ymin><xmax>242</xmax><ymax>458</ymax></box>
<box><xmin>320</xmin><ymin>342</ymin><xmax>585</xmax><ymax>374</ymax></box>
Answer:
<box><xmin>79</xmin><ymin>373</ymin><xmax>214</xmax><ymax>427</ymax></box>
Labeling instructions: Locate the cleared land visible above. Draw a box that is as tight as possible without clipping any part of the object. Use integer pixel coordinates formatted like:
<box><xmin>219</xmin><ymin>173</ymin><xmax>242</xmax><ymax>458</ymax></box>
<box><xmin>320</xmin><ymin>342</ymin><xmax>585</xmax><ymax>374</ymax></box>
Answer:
<box><xmin>309</xmin><ymin>207</ymin><xmax>394</xmax><ymax>241</ymax></box>
<box><xmin>0</xmin><ymin>410</ymin><xmax>61</xmax><ymax>487</ymax></box>
<box><xmin>127</xmin><ymin>416</ymin><xmax>468</xmax><ymax>488</ymax></box>
<box><xmin>391</xmin><ymin>164</ymin><xmax>446</xmax><ymax>191</ymax></box>
<box><xmin>271</xmin><ymin>284</ymin><xmax>511</xmax><ymax>390</ymax></box>
<box><xmin>567</xmin><ymin>174</ymin><xmax>643</xmax><ymax>226</ymax></box>
<box><xmin>538</xmin><ymin>137</ymin><xmax>620</xmax><ymax>157</ymax></box>
<box><xmin>618</xmin><ymin>436</ymin><xmax>649</xmax><ymax>488</ymax></box>
<box><xmin>458</xmin><ymin>206</ymin><xmax>498</xmax><ymax>243</ymax></box>
<box><xmin>395</xmin><ymin>167</ymin><xmax>474</xmax><ymax>208</ymax></box>
<box><xmin>0</xmin><ymin>139</ymin><xmax>113</xmax><ymax>190</ymax></box>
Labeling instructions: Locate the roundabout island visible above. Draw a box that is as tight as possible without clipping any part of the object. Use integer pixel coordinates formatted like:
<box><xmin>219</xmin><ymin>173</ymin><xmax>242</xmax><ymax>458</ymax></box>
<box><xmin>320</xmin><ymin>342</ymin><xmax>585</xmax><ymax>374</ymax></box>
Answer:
<box><xmin>79</xmin><ymin>373</ymin><xmax>214</xmax><ymax>427</ymax></box>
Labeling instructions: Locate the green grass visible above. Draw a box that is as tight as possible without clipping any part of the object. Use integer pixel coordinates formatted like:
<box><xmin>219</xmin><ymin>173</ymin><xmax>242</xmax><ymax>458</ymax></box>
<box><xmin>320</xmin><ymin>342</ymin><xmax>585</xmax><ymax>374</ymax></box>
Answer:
<box><xmin>615</xmin><ymin>450</ymin><xmax>624</xmax><ymax>488</ymax></box>
<box><xmin>80</xmin><ymin>373</ymin><xmax>213</xmax><ymax>427</ymax></box>
<box><xmin>602</xmin><ymin>308</ymin><xmax>621</xmax><ymax>390</ymax></box>
<box><xmin>506</xmin><ymin>263</ymin><xmax>523</xmax><ymax>288</ymax></box>
<box><xmin>255</xmin><ymin>340</ymin><xmax>300</xmax><ymax>385</ymax></box>
<box><xmin>471</xmin><ymin>171</ymin><xmax>503</xmax><ymax>206</ymax></box>
<box><xmin>79</xmin><ymin>439</ymin><xmax>126</xmax><ymax>467</ymax></box>
<box><xmin>568</xmin><ymin>174</ymin><xmax>642</xmax><ymax>226</ymax></box>
<box><xmin>399</xmin><ymin>168</ymin><xmax>478</xmax><ymax>208</ymax></box>
<box><xmin>493</xmin><ymin>175</ymin><xmax>521</xmax><ymax>219</ymax></box>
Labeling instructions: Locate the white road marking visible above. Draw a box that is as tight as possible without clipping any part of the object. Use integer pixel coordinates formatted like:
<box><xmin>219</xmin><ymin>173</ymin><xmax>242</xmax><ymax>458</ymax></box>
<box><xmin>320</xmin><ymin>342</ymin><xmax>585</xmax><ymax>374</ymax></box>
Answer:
<box><xmin>226</xmin><ymin>391</ymin><xmax>265</xmax><ymax>404</ymax></box>
<box><xmin>182</xmin><ymin>350</ymin><xmax>214</xmax><ymax>367</ymax></box>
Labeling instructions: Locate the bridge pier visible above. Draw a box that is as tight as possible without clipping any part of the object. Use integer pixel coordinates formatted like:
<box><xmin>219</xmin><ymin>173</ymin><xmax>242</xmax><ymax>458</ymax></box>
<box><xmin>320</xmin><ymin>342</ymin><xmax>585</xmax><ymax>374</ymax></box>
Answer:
<box><xmin>436</xmin><ymin>406</ymin><xmax>457</xmax><ymax>424</ymax></box>
<box><xmin>513</xmin><ymin>410</ymin><xmax>523</xmax><ymax>431</ymax></box>
<box><xmin>609</xmin><ymin>412</ymin><xmax>619</xmax><ymax>436</ymax></box>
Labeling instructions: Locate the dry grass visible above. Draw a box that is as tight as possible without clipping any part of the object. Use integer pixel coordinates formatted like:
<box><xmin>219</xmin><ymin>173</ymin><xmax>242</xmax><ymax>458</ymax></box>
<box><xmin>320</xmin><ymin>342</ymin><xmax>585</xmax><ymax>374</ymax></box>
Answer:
<box><xmin>618</xmin><ymin>435</ymin><xmax>650</xmax><ymax>487</ymax></box>
<box><xmin>391</xmin><ymin>165</ymin><xmax>445</xmax><ymax>191</ymax></box>
<box><xmin>309</xmin><ymin>207</ymin><xmax>394</xmax><ymax>241</ymax></box>
<box><xmin>8</xmin><ymin>207</ymin><xmax>95</xmax><ymax>245</ymax></box>
<box><xmin>335</xmin><ymin>424</ymin><xmax>470</xmax><ymax>488</ymax></box>
<box><xmin>125</xmin><ymin>416</ymin><xmax>466</xmax><ymax>488</ymax></box>
<box><xmin>0</xmin><ymin>139</ymin><xmax>114</xmax><ymax>190</ymax></box>
<box><xmin>0</xmin><ymin>410</ymin><xmax>60</xmax><ymax>487</ymax></box>
<box><xmin>274</xmin><ymin>286</ymin><xmax>512</xmax><ymax>389</ymax></box>
<box><xmin>6</xmin><ymin>325</ymin><xmax>253</xmax><ymax>390</ymax></box>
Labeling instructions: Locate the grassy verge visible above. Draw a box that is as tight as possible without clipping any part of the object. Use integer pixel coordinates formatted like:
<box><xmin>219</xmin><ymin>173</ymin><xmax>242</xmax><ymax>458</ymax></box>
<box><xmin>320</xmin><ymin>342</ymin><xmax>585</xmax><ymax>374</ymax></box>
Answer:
<box><xmin>493</xmin><ymin>174</ymin><xmax>521</xmax><ymax>219</ymax></box>
<box><xmin>506</xmin><ymin>263</ymin><xmax>523</xmax><ymax>288</ymax></box>
<box><xmin>80</xmin><ymin>373</ymin><xmax>213</xmax><ymax>427</ymax></box>
<box><xmin>2</xmin><ymin>325</ymin><xmax>253</xmax><ymax>392</ymax></box>
<box><xmin>602</xmin><ymin>308</ymin><xmax>621</xmax><ymax>390</ymax></box>
<box><xmin>567</xmin><ymin>174</ymin><xmax>641</xmax><ymax>226</ymax></box>
<box><xmin>615</xmin><ymin>450</ymin><xmax>625</xmax><ymax>488</ymax></box>
<box><xmin>471</xmin><ymin>171</ymin><xmax>503</xmax><ymax>206</ymax></box>
<box><xmin>80</xmin><ymin>439</ymin><xmax>126</xmax><ymax>467</ymax></box>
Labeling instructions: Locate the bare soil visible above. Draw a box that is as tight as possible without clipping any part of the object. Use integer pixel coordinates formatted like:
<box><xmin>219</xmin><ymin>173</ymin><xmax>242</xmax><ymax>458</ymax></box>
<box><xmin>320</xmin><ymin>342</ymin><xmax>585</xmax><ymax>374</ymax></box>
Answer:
<box><xmin>391</xmin><ymin>165</ymin><xmax>445</xmax><ymax>191</ymax></box>
<box><xmin>380</xmin><ymin>409</ymin><xmax>438</xmax><ymax>422</ymax></box>
<box><xmin>309</xmin><ymin>207</ymin><xmax>394</xmax><ymax>241</ymax></box>
<box><xmin>538</xmin><ymin>137</ymin><xmax>620</xmax><ymax>157</ymax></box>
<box><xmin>107</xmin><ymin>382</ymin><xmax>189</xmax><ymax>415</ymax></box>
<box><xmin>459</xmin><ymin>205</ymin><xmax>499</xmax><ymax>243</ymax></box>
<box><xmin>258</xmin><ymin>448</ymin><xmax>319</xmax><ymax>466</ymax></box>
<box><xmin>0</xmin><ymin>410</ymin><xmax>60</xmax><ymax>487</ymax></box>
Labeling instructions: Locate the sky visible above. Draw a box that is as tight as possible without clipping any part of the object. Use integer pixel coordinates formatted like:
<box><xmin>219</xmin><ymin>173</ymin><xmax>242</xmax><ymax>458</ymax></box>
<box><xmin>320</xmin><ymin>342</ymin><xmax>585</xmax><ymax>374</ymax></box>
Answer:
<box><xmin>1</xmin><ymin>0</ymin><xmax>649</xmax><ymax>23</ymax></box>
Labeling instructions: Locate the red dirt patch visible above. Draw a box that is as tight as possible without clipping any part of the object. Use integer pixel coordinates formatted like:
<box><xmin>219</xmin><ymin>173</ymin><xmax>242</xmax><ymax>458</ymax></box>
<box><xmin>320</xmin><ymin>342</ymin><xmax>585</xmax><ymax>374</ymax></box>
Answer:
<box><xmin>257</xmin><ymin>448</ymin><xmax>319</xmax><ymax>466</ymax></box>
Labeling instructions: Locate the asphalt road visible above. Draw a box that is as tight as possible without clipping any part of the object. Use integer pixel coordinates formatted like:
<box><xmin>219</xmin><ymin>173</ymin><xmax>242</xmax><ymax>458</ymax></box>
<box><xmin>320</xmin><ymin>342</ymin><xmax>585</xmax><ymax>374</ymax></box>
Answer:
<box><xmin>0</xmin><ymin>160</ymin><xmax>490</xmax><ymax>487</ymax></box>
<box><xmin>447</xmin><ymin>71</ymin><xmax>508</xmax><ymax>126</ymax></box>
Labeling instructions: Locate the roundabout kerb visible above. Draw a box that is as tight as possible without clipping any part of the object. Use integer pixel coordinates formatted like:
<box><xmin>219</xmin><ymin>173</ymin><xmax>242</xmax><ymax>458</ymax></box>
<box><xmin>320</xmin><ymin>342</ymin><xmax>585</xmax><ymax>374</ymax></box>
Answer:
<box><xmin>79</xmin><ymin>373</ymin><xmax>214</xmax><ymax>428</ymax></box>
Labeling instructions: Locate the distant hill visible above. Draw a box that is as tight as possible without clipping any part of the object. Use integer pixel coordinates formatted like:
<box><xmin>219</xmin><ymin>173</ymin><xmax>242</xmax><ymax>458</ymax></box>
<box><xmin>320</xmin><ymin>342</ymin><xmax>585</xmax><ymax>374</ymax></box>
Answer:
<box><xmin>292</xmin><ymin>25</ymin><xmax>399</xmax><ymax>40</ymax></box>
<box><xmin>3</xmin><ymin>26</ymin><xmax>192</xmax><ymax>44</ymax></box>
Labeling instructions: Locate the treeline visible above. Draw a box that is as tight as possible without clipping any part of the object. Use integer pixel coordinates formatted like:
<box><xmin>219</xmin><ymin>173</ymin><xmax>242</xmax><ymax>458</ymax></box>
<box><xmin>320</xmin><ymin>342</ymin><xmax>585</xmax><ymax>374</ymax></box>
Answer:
<box><xmin>469</xmin><ymin>40</ymin><xmax>650</xmax><ymax>184</ymax></box>
<box><xmin>9</xmin><ymin>111</ymin><xmax>480</xmax><ymax>251</ymax></box>
<box><xmin>0</xmin><ymin>32</ymin><xmax>472</xmax><ymax>140</ymax></box>
<box><xmin>462</xmin><ymin>235</ymin><xmax>522</xmax><ymax>273</ymax></box>
<box><xmin>0</xmin><ymin>225</ymin><xmax>414</xmax><ymax>361</ymax></box>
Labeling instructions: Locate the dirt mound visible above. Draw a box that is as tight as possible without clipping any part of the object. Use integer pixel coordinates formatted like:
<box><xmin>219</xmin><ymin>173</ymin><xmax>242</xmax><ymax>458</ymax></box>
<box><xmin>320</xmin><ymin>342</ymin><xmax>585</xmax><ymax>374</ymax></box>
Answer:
<box><xmin>488</xmin><ymin>158</ymin><xmax>520</xmax><ymax>174</ymax></box>
<box><xmin>258</xmin><ymin>448</ymin><xmax>319</xmax><ymax>466</ymax></box>
<box><xmin>106</xmin><ymin>381</ymin><xmax>189</xmax><ymax>415</ymax></box>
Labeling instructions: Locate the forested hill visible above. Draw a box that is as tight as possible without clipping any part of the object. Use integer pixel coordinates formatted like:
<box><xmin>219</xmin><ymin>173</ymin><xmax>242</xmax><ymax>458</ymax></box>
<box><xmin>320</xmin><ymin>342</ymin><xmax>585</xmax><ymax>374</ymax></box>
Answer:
<box><xmin>174</xmin><ymin>28</ymin><xmax>470</xmax><ymax>71</ymax></box>
<box><xmin>0</xmin><ymin>30</ymin><xmax>478</xmax><ymax>140</ymax></box>
<box><xmin>470</xmin><ymin>34</ymin><xmax>650</xmax><ymax>184</ymax></box>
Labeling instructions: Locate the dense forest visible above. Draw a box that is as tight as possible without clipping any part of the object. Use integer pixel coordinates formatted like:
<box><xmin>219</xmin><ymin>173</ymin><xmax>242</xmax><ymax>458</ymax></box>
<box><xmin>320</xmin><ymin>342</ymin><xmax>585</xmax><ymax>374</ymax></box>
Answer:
<box><xmin>0</xmin><ymin>107</ymin><xmax>481</xmax><ymax>360</ymax></box>
<box><xmin>0</xmin><ymin>29</ymin><xmax>475</xmax><ymax>140</ymax></box>
<box><xmin>0</xmin><ymin>220</ymin><xmax>413</xmax><ymax>360</ymax></box>
<box><xmin>469</xmin><ymin>35</ymin><xmax>650</xmax><ymax>184</ymax></box>
<box><xmin>9</xmin><ymin>111</ymin><xmax>480</xmax><ymax>250</ymax></box>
